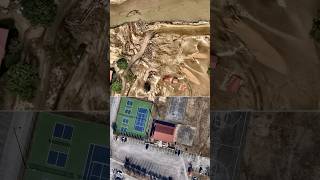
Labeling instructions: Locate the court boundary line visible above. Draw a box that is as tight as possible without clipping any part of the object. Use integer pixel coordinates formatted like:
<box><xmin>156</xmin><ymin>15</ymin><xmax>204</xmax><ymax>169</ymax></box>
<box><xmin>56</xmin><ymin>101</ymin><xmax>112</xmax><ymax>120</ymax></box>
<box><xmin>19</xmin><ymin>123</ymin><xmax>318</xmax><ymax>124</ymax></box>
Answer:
<box><xmin>82</xmin><ymin>144</ymin><xmax>108</xmax><ymax>180</ymax></box>
<box><xmin>45</xmin><ymin>122</ymin><xmax>73</xmax><ymax>169</ymax></box>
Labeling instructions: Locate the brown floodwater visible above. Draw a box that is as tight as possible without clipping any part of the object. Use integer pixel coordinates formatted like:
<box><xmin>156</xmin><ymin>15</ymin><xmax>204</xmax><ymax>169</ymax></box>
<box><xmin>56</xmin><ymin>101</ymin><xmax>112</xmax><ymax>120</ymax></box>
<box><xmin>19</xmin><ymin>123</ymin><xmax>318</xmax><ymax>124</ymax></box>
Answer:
<box><xmin>110</xmin><ymin>0</ymin><xmax>210</xmax><ymax>27</ymax></box>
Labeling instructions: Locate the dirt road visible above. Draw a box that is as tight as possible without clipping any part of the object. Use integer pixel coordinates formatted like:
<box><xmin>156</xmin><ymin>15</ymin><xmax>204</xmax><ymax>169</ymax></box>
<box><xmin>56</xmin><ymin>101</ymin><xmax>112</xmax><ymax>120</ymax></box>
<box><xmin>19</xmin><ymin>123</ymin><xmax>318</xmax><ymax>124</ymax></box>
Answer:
<box><xmin>129</xmin><ymin>31</ymin><xmax>153</xmax><ymax>67</ymax></box>
<box><xmin>120</xmin><ymin>31</ymin><xmax>153</xmax><ymax>95</ymax></box>
<box><xmin>0</xmin><ymin>112</ymin><xmax>35</xmax><ymax>180</ymax></box>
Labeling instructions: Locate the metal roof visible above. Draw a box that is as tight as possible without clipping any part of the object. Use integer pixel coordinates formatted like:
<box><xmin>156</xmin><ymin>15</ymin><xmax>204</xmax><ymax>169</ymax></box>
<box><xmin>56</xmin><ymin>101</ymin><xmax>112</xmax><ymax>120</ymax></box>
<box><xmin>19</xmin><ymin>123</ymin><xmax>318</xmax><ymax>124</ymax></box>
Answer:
<box><xmin>153</xmin><ymin>122</ymin><xmax>176</xmax><ymax>143</ymax></box>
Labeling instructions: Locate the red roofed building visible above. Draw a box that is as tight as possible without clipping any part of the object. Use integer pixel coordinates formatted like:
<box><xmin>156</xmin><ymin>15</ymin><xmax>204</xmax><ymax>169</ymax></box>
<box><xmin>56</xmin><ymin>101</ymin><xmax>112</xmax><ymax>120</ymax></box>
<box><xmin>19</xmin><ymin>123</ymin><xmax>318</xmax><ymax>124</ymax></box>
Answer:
<box><xmin>162</xmin><ymin>75</ymin><xmax>173</xmax><ymax>83</ymax></box>
<box><xmin>110</xmin><ymin>70</ymin><xmax>113</xmax><ymax>82</ymax></box>
<box><xmin>226</xmin><ymin>74</ymin><xmax>242</xmax><ymax>93</ymax></box>
<box><xmin>0</xmin><ymin>28</ymin><xmax>8</xmax><ymax>66</ymax></box>
<box><xmin>212</xmin><ymin>55</ymin><xmax>217</xmax><ymax>70</ymax></box>
<box><xmin>152</xmin><ymin>122</ymin><xmax>176</xmax><ymax>143</ymax></box>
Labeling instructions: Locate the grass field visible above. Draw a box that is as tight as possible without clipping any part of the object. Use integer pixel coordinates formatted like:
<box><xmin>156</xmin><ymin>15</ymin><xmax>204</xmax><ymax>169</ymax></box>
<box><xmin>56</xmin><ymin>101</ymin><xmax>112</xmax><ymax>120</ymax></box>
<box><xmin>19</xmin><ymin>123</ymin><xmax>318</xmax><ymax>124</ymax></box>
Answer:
<box><xmin>24</xmin><ymin>112</ymin><xmax>108</xmax><ymax>180</ymax></box>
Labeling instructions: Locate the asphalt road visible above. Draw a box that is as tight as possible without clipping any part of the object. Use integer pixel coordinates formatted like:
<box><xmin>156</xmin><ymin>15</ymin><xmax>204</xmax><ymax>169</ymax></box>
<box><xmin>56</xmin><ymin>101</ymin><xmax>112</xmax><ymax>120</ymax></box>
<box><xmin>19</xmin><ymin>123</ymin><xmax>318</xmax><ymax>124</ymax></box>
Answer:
<box><xmin>0</xmin><ymin>112</ymin><xmax>35</xmax><ymax>180</ymax></box>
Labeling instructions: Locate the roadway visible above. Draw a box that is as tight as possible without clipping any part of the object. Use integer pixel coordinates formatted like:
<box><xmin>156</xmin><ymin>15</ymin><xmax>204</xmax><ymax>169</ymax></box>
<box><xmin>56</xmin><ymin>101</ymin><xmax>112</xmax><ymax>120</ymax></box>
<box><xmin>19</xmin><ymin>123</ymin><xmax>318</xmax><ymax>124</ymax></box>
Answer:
<box><xmin>0</xmin><ymin>112</ymin><xmax>35</xmax><ymax>180</ymax></box>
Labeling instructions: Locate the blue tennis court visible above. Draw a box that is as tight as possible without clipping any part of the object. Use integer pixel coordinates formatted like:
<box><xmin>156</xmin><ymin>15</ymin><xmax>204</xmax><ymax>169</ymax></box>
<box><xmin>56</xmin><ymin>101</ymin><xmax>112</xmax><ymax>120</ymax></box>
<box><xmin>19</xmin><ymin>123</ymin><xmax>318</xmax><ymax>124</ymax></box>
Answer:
<box><xmin>53</xmin><ymin>123</ymin><xmax>73</xmax><ymax>140</ymax></box>
<box><xmin>134</xmin><ymin>108</ymin><xmax>148</xmax><ymax>132</ymax></box>
<box><xmin>83</xmin><ymin>144</ymin><xmax>108</xmax><ymax>180</ymax></box>
<box><xmin>47</xmin><ymin>151</ymin><xmax>68</xmax><ymax>167</ymax></box>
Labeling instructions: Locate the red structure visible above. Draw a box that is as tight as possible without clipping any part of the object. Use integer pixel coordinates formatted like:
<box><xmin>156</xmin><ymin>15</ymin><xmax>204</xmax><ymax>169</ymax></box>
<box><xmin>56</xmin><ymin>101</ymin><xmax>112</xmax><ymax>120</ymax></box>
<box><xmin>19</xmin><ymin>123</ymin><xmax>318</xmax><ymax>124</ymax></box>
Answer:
<box><xmin>212</xmin><ymin>55</ymin><xmax>217</xmax><ymax>70</ymax></box>
<box><xmin>226</xmin><ymin>74</ymin><xmax>242</xmax><ymax>93</ymax></box>
<box><xmin>162</xmin><ymin>75</ymin><xmax>173</xmax><ymax>83</ymax></box>
<box><xmin>0</xmin><ymin>28</ymin><xmax>8</xmax><ymax>66</ymax></box>
<box><xmin>152</xmin><ymin>122</ymin><xmax>176</xmax><ymax>143</ymax></box>
<box><xmin>110</xmin><ymin>70</ymin><xmax>113</xmax><ymax>82</ymax></box>
<box><xmin>179</xmin><ymin>84</ymin><xmax>187</xmax><ymax>91</ymax></box>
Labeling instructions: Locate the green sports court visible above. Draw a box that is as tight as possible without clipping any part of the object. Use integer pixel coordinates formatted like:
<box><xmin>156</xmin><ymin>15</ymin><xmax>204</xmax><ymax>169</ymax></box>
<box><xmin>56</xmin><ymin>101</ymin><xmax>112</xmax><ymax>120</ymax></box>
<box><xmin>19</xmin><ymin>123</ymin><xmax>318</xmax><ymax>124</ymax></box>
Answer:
<box><xmin>115</xmin><ymin>97</ymin><xmax>153</xmax><ymax>138</ymax></box>
<box><xmin>24</xmin><ymin>113</ymin><xmax>108</xmax><ymax>180</ymax></box>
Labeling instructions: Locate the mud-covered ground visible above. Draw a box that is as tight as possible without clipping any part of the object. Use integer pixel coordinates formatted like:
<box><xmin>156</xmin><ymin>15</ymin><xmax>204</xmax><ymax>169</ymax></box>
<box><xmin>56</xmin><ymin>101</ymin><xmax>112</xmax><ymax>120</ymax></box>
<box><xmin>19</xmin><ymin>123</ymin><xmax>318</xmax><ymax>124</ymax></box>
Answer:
<box><xmin>44</xmin><ymin>0</ymin><xmax>108</xmax><ymax>110</ymax></box>
<box><xmin>110</xmin><ymin>21</ymin><xmax>210</xmax><ymax>99</ymax></box>
<box><xmin>211</xmin><ymin>112</ymin><xmax>320</xmax><ymax>180</ymax></box>
<box><xmin>110</xmin><ymin>0</ymin><xmax>210</xmax><ymax>99</ymax></box>
<box><xmin>212</xmin><ymin>0</ymin><xmax>320</xmax><ymax>110</ymax></box>
<box><xmin>0</xmin><ymin>0</ymin><xmax>108</xmax><ymax>110</ymax></box>
<box><xmin>240</xmin><ymin>112</ymin><xmax>320</xmax><ymax>180</ymax></box>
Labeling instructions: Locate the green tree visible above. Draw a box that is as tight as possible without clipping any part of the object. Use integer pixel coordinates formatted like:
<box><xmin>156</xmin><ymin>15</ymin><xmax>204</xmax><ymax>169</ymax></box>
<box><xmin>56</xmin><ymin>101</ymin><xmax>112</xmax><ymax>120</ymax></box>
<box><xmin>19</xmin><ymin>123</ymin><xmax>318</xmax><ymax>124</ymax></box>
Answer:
<box><xmin>4</xmin><ymin>38</ymin><xmax>22</xmax><ymax>68</ymax></box>
<box><xmin>112</xmin><ymin>122</ymin><xmax>117</xmax><ymax>132</ymax></box>
<box><xmin>310</xmin><ymin>11</ymin><xmax>320</xmax><ymax>42</ymax></box>
<box><xmin>207</xmin><ymin>67</ymin><xmax>211</xmax><ymax>75</ymax></box>
<box><xmin>6</xmin><ymin>63</ymin><xmax>39</xmax><ymax>100</ymax></box>
<box><xmin>21</xmin><ymin>0</ymin><xmax>57</xmax><ymax>25</ymax></box>
<box><xmin>117</xmin><ymin>58</ymin><xmax>128</xmax><ymax>70</ymax></box>
<box><xmin>111</xmin><ymin>80</ymin><xmax>122</xmax><ymax>93</ymax></box>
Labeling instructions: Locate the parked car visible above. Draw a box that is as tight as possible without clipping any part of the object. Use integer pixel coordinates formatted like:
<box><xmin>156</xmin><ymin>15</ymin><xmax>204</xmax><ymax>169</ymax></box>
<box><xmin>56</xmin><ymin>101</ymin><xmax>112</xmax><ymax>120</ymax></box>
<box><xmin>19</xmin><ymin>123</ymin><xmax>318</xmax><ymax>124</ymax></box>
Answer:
<box><xmin>121</xmin><ymin>136</ymin><xmax>127</xmax><ymax>142</ymax></box>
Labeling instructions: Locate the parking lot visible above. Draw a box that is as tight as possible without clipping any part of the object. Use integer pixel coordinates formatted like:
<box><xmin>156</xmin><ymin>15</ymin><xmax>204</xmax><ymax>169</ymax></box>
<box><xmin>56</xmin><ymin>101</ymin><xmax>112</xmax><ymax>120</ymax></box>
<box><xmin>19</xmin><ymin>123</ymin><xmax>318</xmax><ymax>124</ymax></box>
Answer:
<box><xmin>112</xmin><ymin>135</ymin><xmax>210</xmax><ymax>179</ymax></box>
